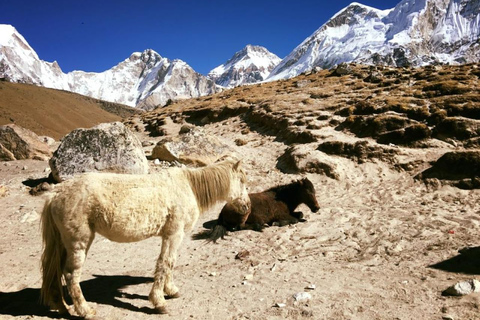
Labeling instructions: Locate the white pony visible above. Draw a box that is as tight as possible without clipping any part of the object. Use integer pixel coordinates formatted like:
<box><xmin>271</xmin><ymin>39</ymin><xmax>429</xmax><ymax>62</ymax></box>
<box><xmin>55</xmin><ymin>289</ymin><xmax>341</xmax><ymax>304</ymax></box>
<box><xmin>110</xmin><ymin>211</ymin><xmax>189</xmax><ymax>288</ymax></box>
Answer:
<box><xmin>40</xmin><ymin>158</ymin><xmax>249</xmax><ymax>317</ymax></box>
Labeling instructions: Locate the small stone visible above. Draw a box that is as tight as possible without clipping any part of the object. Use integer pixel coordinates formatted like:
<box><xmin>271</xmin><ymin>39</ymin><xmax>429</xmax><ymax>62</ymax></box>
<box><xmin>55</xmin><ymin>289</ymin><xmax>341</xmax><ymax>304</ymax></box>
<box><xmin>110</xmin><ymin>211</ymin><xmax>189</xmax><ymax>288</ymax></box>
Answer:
<box><xmin>293</xmin><ymin>292</ymin><xmax>312</xmax><ymax>301</ymax></box>
<box><xmin>209</xmin><ymin>272</ymin><xmax>216</xmax><ymax>277</ymax></box>
<box><xmin>142</xmin><ymin>140</ymin><xmax>155</xmax><ymax>147</ymax></box>
<box><xmin>0</xmin><ymin>185</ymin><xmax>7</xmax><ymax>198</ymax></box>
<box><xmin>235</xmin><ymin>250</ymin><xmax>250</xmax><ymax>260</ymax></box>
<box><xmin>305</xmin><ymin>284</ymin><xmax>316</xmax><ymax>290</ymax></box>
<box><xmin>243</xmin><ymin>274</ymin><xmax>253</xmax><ymax>280</ymax></box>
<box><xmin>235</xmin><ymin>138</ymin><xmax>247</xmax><ymax>146</ymax></box>
<box><xmin>154</xmin><ymin>159</ymin><xmax>161</xmax><ymax>165</ymax></box>
<box><xmin>275</xmin><ymin>303</ymin><xmax>286</xmax><ymax>308</ymax></box>
<box><xmin>443</xmin><ymin>279</ymin><xmax>480</xmax><ymax>296</ymax></box>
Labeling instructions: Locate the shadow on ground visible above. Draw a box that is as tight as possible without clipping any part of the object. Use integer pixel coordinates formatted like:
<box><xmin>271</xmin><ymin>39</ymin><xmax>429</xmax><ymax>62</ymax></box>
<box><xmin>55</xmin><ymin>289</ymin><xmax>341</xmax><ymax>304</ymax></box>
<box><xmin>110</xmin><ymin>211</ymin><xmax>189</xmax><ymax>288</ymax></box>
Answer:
<box><xmin>429</xmin><ymin>246</ymin><xmax>480</xmax><ymax>275</ymax></box>
<box><xmin>0</xmin><ymin>275</ymin><xmax>154</xmax><ymax>318</ymax></box>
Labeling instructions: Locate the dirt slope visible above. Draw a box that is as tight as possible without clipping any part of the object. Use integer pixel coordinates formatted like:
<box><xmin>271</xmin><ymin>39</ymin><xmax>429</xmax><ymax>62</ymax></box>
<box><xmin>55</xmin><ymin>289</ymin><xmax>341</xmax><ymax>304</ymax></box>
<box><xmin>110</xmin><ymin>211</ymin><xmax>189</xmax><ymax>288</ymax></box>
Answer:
<box><xmin>0</xmin><ymin>81</ymin><xmax>141</xmax><ymax>140</ymax></box>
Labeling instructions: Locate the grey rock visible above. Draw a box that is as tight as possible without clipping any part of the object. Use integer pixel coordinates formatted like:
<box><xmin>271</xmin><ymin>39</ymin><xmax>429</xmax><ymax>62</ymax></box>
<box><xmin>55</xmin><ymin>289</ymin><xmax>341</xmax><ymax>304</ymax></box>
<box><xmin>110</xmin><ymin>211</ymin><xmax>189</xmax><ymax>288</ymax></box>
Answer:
<box><xmin>49</xmin><ymin>122</ymin><xmax>148</xmax><ymax>182</ymax></box>
<box><xmin>0</xmin><ymin>124</ymin><xmax>52</xmax><ymax>161</ymax></box>
<box><xmin>330</xmin><ymin>62</ymin><xmax>353</xmax><ymax>76</ymax></box>
<box><xmin>277</xmin><ymin>144</ymin><xmax>340</xmax><ymax>179</ymax></box>
<box><xmin>151</xmin><ymin>128</ymin><xmax>233</xmax><ymax>166</ymax></box>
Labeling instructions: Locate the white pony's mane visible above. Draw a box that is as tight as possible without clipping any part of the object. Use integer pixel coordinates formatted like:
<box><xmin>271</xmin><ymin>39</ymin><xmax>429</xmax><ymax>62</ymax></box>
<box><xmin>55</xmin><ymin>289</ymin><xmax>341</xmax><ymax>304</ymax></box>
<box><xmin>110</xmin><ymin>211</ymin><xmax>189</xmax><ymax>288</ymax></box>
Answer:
<box><xmin>184</xmin><ymin>160</ymin><xmax>240</xmax><ymax>212</ymax></box>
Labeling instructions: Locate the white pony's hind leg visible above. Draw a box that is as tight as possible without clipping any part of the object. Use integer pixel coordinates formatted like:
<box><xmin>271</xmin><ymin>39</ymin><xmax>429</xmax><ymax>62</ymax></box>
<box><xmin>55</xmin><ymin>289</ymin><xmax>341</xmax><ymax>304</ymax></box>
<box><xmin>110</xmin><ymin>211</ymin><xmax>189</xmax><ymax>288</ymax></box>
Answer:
<box><xmin>64</xmin><ymin>233</ymin><xmax>96</xmax><ymax>318</ymax></box>
<box><xmin>163</xmin><ymin>231</ymin><xmax>184</xmax><ymax>298</ymax></box>
<box><xmin>149</xmin><ymin>230</ymin><xmax>184</xmax><ymax>314</ymax></box>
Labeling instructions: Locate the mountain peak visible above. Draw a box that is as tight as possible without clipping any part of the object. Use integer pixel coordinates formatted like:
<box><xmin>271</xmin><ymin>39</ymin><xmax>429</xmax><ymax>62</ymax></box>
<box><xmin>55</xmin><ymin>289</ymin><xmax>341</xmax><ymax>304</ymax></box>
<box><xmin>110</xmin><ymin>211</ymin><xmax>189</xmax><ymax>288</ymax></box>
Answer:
<box><xmin>0</xmin><ymin>24</ymin><xmax>17</xmax><ymax>44</ymax></box>
<box><xmin>208</xmin><ymin>45</ymin><xmax>281</xmax><ymax>88</ymax></box>
<box><xmin>327</xmin><ymin>2</ymin><xmax>383</xmax><ymax>28</ymax></box>
<box><xmin>0</xmin><ymin>24</ymin><xmax>37</xmax><ymax>57</ymax></box>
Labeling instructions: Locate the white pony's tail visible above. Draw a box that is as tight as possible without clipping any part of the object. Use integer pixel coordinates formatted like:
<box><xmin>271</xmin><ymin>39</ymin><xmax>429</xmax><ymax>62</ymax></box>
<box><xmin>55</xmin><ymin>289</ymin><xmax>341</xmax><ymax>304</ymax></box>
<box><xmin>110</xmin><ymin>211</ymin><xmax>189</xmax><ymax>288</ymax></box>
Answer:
<box><xmin>40</xmin><ymin>196</ymin><xmax>67</xmax><ymax>310</ymax></box>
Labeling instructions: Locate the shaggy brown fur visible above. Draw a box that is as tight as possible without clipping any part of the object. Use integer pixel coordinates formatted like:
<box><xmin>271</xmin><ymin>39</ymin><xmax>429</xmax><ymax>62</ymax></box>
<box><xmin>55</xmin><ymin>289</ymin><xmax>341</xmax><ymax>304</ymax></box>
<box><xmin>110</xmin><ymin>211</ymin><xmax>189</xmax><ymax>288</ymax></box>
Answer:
<box><xmin>208</xmin><ymin>178</ymin><xmax>320</xmax><ymax>242</ymax></box>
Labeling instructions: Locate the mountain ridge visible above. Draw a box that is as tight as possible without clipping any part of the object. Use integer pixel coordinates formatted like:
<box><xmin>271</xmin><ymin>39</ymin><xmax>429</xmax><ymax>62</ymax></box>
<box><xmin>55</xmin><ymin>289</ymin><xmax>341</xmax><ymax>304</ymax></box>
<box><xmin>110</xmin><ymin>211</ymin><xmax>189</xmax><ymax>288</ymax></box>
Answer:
<box><xmin>1</xmin><ymin>0</ymin><xmax>480</xmax><ymax>108</ymax></box>
<box><xmin>0</xmin><ymin>25</ymin><xmax>219</xmax><ymax>110</ymax></box>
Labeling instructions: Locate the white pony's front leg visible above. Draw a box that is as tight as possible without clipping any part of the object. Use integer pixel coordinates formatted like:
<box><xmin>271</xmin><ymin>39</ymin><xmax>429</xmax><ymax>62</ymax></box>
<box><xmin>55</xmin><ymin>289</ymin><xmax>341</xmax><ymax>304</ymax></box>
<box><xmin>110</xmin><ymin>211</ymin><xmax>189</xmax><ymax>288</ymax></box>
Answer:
<box><xmin>149</xmin><ymin>229</ymin><xmax>184</xmax><ymax>314</ymax></box>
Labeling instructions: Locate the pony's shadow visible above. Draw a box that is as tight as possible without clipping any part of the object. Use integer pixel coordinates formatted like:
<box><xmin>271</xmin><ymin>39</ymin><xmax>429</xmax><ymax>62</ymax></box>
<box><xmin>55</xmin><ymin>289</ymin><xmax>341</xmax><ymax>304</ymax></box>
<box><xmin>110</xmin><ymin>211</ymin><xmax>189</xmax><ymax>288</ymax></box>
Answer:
<box><xmin>429</xmin><ymin>246</ymin><xmax>480</xmax><ymax>275</ymax></box>
<box><xmin>0</xmin><ymin>275</ymin><xmax>155</xmax><ymax>318</ymax></box>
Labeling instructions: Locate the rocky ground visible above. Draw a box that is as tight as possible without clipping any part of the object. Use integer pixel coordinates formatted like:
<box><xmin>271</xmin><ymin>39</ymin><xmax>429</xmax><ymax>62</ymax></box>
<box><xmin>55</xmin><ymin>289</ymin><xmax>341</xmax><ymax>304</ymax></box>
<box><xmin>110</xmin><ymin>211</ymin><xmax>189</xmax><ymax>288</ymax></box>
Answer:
<box><xmin>1</xmin><ymin>63</ymin><xmax>480</xmax><ymax>319</ymax></box>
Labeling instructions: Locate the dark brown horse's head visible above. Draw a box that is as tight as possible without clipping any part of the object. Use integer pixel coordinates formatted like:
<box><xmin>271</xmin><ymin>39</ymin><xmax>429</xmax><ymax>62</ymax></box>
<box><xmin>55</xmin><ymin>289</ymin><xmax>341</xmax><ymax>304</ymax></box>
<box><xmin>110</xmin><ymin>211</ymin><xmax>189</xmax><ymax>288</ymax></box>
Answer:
<box><xmin>298</xmin><ymin>178</ymin><xmax>320</xmax><ymax>213</ymax></box>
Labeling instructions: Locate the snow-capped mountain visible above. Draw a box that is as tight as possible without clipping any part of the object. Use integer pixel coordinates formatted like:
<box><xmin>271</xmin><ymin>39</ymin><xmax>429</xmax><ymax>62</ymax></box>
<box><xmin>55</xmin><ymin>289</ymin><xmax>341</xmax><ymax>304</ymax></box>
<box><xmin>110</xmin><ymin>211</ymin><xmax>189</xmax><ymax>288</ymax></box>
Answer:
<box><xmin>208</xmin><ymin>45</ymin><xmax>281</xmax><ymax>88</ymax></box>
<box><xmin>67</xmin><ymin>50</ymin><xmax>219</xmax><ymax>110</ymax></box>
<box><xmin>0</xmin><ymin>25</ymin><xmax>219</xmax><ymax>110</ymax></box>
<box><xmin>2</xmin><ymin>0</ymin><xmax>480</xmax><ymax>105</ymax></box>
<box><xmin>0</xmin><ymin>24</ymin><xmax>69</xmax><ymax>89</ymax></box>
<box><xmin>268</xmin><ymin>0</ymin><xmax>480</xmax><ymax>80</ymax></box>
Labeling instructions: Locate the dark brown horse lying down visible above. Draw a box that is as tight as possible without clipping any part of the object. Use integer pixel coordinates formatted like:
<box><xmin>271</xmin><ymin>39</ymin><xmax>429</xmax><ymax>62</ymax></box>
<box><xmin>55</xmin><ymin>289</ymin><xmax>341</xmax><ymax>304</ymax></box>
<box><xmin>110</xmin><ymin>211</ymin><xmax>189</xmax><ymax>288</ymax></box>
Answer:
<box><xmin>209</xmin><ymin>178</ymin><xmax>320</xmax><ymax>242</ymax></box>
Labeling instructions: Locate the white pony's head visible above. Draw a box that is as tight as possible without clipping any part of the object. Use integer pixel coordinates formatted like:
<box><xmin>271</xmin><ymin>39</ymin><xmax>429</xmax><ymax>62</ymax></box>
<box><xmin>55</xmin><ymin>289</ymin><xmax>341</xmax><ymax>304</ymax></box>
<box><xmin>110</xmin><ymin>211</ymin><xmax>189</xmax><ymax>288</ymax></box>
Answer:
<box><xmin>227</xmin><ymin>160</ymin><xmax>250</xmax><ymax>213</ymax></box>
<box><xmin>185</xmin><ymin>157</ymin><xmax>250</xmax><ymax>212</ymax></box>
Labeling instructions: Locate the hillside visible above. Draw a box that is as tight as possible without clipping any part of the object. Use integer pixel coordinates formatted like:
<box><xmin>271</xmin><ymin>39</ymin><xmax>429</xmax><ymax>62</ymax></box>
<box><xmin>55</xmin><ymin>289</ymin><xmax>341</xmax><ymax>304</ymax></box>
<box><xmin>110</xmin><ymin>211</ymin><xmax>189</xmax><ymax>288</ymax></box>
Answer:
<box><xmin>133</xmin><ymin>63</ymin><xmax>480</xmax><ymax>153</ymax></box>
<box><xmin>0</xmin><ymin>63</ymin><xmax>479</xmax><ymax>319</ymax></box>
<box><xmin>0</xmin><ymin>80</ymin><xmax>141</xmax><ymax>140</ymax></box>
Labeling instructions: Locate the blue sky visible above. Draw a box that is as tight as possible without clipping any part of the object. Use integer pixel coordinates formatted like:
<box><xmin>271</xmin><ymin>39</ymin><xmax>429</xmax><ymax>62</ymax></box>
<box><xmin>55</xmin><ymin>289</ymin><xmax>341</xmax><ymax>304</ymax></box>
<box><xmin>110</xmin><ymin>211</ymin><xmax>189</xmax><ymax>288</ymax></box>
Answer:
<box><xmin>3</xmin><ymin>0</ymin><xmax>401</xmax><ymax>75</ymax></box>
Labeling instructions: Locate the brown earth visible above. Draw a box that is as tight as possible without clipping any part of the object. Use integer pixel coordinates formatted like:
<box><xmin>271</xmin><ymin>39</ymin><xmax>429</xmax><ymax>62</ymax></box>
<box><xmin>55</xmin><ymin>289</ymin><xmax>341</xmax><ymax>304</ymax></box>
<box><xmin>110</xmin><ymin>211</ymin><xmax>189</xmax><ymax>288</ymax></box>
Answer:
<box><xmin>0</xmin><ymin>81</ymin><xmax>141</xmax><ymax>140</ymax></box>
<box><xmin>1</xmin><ymin>64</ymin><xmax>480</xmax><ymax>320</ymax></box>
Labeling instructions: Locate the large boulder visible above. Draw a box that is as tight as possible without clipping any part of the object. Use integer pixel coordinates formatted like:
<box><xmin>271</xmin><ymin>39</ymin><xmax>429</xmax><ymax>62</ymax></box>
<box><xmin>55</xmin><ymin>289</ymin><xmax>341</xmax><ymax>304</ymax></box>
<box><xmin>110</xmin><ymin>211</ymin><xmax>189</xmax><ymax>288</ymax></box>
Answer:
<box><xmin>151</xmin><ymin>127</ymin><xmax>233</xmax><ymax>166</ymax></box>
<box><xmin>49</xmin><ymin>122</ymin><xmax>148</xmax><ymax>182</ymax></box>
<box><xmin>276</xmin><ymin>144</ymin><xmax>342</xmax><ymax>180</ymax></box>
<box><xmin>0</xmin><ymin>124</ymin><xmax>52</xmax><ymax>161</ymax></box>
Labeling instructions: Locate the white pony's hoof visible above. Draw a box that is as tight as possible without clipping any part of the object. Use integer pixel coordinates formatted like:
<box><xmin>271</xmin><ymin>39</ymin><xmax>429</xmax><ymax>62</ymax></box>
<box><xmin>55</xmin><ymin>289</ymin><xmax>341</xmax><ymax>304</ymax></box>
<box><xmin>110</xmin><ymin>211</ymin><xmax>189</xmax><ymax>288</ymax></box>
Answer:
<box><xmin>76</xmin><ymin>305</ymin><xmax>96</xmax><ymax>319</ymax></box>
<box><xmin>156</xmin><ymin>305</ymin><xmax>168</xmax><ymax>314</ymax></box>
<box><xmin>166</xmin><ymin>292</ymin><xmax>180</xmax><ymax>299</ymax></box>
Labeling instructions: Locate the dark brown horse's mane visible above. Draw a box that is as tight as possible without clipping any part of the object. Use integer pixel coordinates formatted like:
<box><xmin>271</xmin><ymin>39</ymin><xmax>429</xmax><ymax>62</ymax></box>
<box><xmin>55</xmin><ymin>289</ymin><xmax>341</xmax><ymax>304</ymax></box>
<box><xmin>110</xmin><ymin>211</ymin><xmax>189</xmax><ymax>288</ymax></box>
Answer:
<box><xmin>266</xmin><ymin>179</ymin><xmax>305</xmax><ymax>194</ymax></box>
<box><xmin>261</xmin><ymin>178</ymin><xmax>313</xmax><ymax>213</ymax></box>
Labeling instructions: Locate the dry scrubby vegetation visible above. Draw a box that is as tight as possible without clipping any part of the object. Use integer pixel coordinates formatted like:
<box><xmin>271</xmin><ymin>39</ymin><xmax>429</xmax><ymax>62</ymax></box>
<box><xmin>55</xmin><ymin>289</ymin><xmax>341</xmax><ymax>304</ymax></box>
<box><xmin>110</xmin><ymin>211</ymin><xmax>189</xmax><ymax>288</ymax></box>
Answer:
<box><xmin>128</xmin><ymin>63</ymin><xmax>480</xmax><ymax>149</ymax></box>
<box><xmin>123</xmin><ymin>63</ymin><xmax>480</xmax><ymax>190</ymax></box>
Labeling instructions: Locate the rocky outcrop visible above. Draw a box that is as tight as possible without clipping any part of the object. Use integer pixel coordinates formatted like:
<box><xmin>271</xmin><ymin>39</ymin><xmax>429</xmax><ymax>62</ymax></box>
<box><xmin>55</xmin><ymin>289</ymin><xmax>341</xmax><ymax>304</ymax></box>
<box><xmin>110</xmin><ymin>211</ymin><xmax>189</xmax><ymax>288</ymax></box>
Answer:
<box><xmin>151</xmin><ymin>128</ymin><xmax>232</xmax><ymax>166</ymax></box>
<box><xmin>0</xmin><ymin>124</ymin><xmax>52</xmax><ymax>161</ymax></box>
<box><xmin>317</xmin><ymin>140</ymin><xmax>398</xmax><ymax>163</ymax></box>
<box><xmin>49</xmin><ymin>122</ymin><xmax>148</xmax><ymax>182</ymax></box>
<box><xmin>244</xmin><ymin>107</ymin><xmax>317</xmax><ymax>144</ymax></box>
<box><xmin>415</xmin><ymin>151</ymin><xmax>480</xmax><ymax>189</ymax></box>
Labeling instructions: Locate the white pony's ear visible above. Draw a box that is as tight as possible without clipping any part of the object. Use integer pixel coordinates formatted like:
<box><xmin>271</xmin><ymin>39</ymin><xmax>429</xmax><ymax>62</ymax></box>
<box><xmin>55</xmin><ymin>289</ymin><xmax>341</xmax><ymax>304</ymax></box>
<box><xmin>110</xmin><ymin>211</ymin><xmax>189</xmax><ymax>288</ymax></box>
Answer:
<box><xmin>233</xmin><ymin>160</ymin><xmax>242</xmax><ymax>171</ymax></box>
